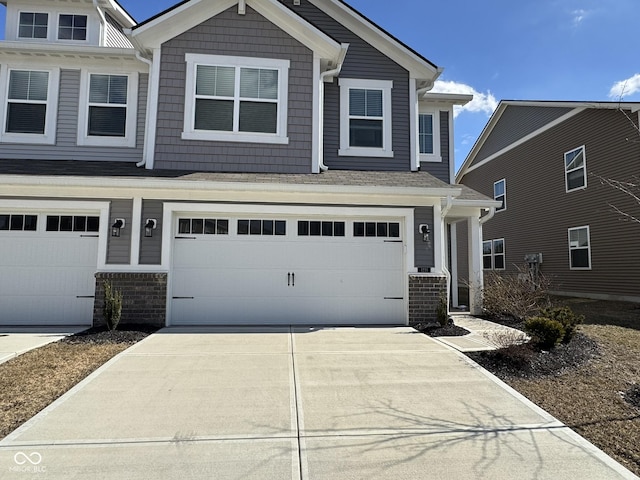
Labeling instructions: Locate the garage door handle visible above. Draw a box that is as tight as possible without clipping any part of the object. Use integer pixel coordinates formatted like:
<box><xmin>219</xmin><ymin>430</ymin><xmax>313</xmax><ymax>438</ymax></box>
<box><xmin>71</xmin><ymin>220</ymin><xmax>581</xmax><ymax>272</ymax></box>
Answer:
<box><xmin>76</xmin><ymin>295</ymin><xmax>95</xmax><ymax>299</ymax></box>
<box><xmin>288</xmin><ymin>272</ymin><xmax>291</xmax><ymax>286</ymax></box>
<box><xmin>292</xmin><ymin>272</ymin><xmax>295</xmax><ymax>287</ymax></box>
<box><xmin>173</xmin><ymin>296</ymin><xmax>194</xmax><ymax>300</ymax></box>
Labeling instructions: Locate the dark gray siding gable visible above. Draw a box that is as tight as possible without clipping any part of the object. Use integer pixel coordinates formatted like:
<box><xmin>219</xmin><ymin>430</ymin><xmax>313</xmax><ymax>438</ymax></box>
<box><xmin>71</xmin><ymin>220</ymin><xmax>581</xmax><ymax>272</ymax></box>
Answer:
<box><xmin>139</xmin><ymin>200</ymin><xmax>163</xmax><ymax>265</ymax></box>
<box><xmin>414</xmin><ymin>207</ymin><xmax>435</xmax><ymax>269</ymax></box>
<box><xmin>472</xmin><ymin>106</ymin><xmax>573</xmax><ymax>166</ymax></box>
<box><xmin>281</xmin><ymin>0</ymin><xmax>412</xmax><ymax>171</ymax></box>
<box><xmin>0</xmin><ymin>69</ymin><xmax>146</xmax><ymax>163</ymax></box>
<box><xmin>153</xmin><ymin>6</ymin><xmax>314</xmax><ymax>173</ymax></box>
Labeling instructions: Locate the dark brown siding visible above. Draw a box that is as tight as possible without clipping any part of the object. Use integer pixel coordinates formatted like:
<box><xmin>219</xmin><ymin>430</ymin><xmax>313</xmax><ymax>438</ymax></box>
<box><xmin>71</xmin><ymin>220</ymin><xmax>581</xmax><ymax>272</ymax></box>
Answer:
<box><xmin>154</xmin><ymin>6</ymin><xmax>314</xmax><ymax>173</ymax></box>
<box><xmin>461</xmin><ymin>108</ymin><xmax>640</xmax><ymax>300</ymax></box>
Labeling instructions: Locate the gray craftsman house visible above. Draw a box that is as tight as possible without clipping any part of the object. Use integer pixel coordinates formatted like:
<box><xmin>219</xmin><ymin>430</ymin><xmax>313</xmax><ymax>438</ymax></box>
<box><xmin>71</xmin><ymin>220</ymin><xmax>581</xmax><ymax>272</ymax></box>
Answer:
<box><xmin>455</xmin><ymin>100</ymin><xmax>640</xmax><ymax>305</ymax></box>
<box><xmin>0</xmin><ymin>0</ymin><xmax>495</xmax><ymax>327</ymax></box>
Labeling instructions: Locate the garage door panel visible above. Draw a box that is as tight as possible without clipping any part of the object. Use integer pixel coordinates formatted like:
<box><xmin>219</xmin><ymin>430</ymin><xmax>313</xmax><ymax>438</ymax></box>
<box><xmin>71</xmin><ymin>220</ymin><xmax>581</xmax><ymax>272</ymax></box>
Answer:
<box><xmin>173</xmin><ymin>268</ymin><xmax>289</xmax><ymax>298</ymax></box>
<box><xmin>173</xmin><ymin>239</ymin><xmax>293</xmax><ymax>269</ymax></box>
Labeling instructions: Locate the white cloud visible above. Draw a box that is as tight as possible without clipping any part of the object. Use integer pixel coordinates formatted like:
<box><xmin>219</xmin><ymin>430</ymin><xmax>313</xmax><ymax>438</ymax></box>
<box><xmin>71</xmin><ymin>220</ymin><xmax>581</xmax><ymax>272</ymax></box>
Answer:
<box><xmin>572</xmin><ymin>9</ymin><xmax>587</xmax><ymax>27</ymax></box>
<box><xmin>609</xmin><ymin>74</ymin><xmax>640</xmax><ymax>100</ymax></box>
<box><xmin>430</xmin><ymin>80</ymin><xmax>498</xmax><ymax>118</ymax></box>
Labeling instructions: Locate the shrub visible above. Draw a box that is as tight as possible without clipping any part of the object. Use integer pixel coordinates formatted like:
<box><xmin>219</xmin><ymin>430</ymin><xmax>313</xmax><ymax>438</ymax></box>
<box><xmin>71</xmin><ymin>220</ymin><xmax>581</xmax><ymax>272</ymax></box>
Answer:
<box><xmin>483</xmin><ymin>329</ymin><xmax>529</xmax><ymax>349</ymax></box>
<box><xmin>482</xmin><ymin>265</ymin><xmax>553</xmax><ymax>321</ymax></box>
<box><xmin>103</xmin><ymin>280</ymin><xmax>123</xmax><ymax>331</ymax></box>
<box><xmin>524</xmin><ymin>316</ymin><xmax>565</xmax><ymax>350</ymax></box>
<box><xmin>540</xmin><ymin>306</ymin><xmax>584</xmax><ymax>342</ymax></box>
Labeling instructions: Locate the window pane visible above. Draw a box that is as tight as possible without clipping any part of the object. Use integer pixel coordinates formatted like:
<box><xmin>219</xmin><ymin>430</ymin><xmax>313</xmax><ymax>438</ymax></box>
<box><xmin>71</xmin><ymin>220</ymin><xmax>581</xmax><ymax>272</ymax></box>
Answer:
<box><xmin>7</xmin><ymin>104</ymin><xmax>46</xmax><ymax>134</ymax></box>
<box><xmin>334</xmin><ymin>222</ymin><xmax>345</xmax><ymax>237</ymax></box>
<box><xmin>46</xmin><ymin>216</ymin><xmax>59</xmax><ymax>231</ymax></box>
<box><xmin>240</xmin><ymin>68</ymin><xmax>259</xmax><ymax>98</ymax></box>
<box><xmin>495</xmin><ymin>194</ymin><xmax>505</xmax><ymax>211</ymax></box>
<box><xmin>59</xmin><ymin>14</ymin><xmax>73</xmax><ymax>28</ymax></box>
<box><xmin>250</xmin><ymin>220</ymin><xmax>261</xmax><ymax>235</ymax></box>
<box><xmin>191</xmin><ymin>219</ymin><xmax>204</xmax><ymax>234</ymax></box>
<box><xmin>239</xmin><ymin>102</ymin><xmax>277</xmax><ymax>134</ymax></box>
<box><xmin>494</xmin><ymin>255</ymin><xmax>505</xmax><ymax>270</ymax></box>
<box><xmin>217</xmin><ymin>219</ymin><xmax>229</xmax><ymax>235</ymax></box>
<box><xmin>349</xmin><ymin>119</ymin><xmax>383</xmax><ymax>148</ymax></box>
<box><xmin>389</xmin><ymin>223</ymin><xmax>400</xmax><ymax>238</ymax></box>
<box><xmin>74</xmin><ymin>15</ymin><xmax>87</xmax><ymax>28</ymax></box>
<box><xmin>349</xmin><ymin>89</ymin><xmax>366</xmax><ymax>116</ymax></box>
<box><xmin>237</xmin><ymin>220</ymin><xmax>249</xmax><ymax>235</ymax></box>
<box><xmin>354</xmin><ymin>222</ymin><xmax>364</xmax><ymax>237</ymax></box>
<box><xmin>322</xmin><ymin>221</ymin><xmax>333</xmax><ymax>236</ymax></box>
<box><xmin>89</xmin><ymin>106</ymin><xmax>126</xmax><ymax>136</ymax></box>
<box><xmin>483</xmin><ymin>241</ymin><xmax>492</xmax><ymax>255</ymax></box>
<box><xmin>60</xmin><ymin>216</ymin><xmax>73</xmax><ymax>231</ymax></box>
<box><xmin>197</xmin><ymin>66</ymin><xmax>235</xmax><ymax>97</ymax></box>
<box><xmin>298</xmin><ymin>221</ymin><xmax>309</xmax><ymax>236</ymax></box>
<box><xmin>10</xmin><ymin>215</ymin><xmax>24</xmax><ymax>230</ymax></box>
<box><xmin>565</xmin><ymin>147</ymin><xmax>584</xmax><ymax>170</ymax></box>
<box><xmin>195</xmin><ymin>99</ymin><xmax>234</xmax><ymax>131</ymax></box>
<box><xmin>493</xmin><ymin>240</ymin><xmax>504</xmax><ymax>254</ymax></box>
<box><xmin>58</xmin><ymin>27</ymin><xmax>72</xmax><ymax>39</ymax></box>
<box><xmin>567</xmin><ymin>169</ymin><xmax>585</xmax><ymax>190</ymax></box>
<box><xmin>365</xmin><ymin>90</ymin><xmax>383</xmax><ymax>117</ymax></box>
<box><xmin>262</xmin><ymin>220</ymin><xmax>274</xmax><ymax>236</ymax></box>
<box><xmin>365</xmin><ymin>222</ymin><xmax>376</xmax><ymax>237</ymax></box>
<box><xmin>494</xmin><ymin>180</ymin><xmax>505</xmax><ymax>197</ymax></box>
<box><xmin>259</xmin><ymin>69</ymin><xmax>278</xmax><ymax>100</ymax></box>
<box><xmin>483</xmin><ymin>256</ymin><xmax>493</xmax><ymax>269</ymax></box>
<box><xmin>204</xmin><ymin>219</ymin><xmax>216</xmax><ymax>235</ymax></box>
<box><xmin>108</xmin><ymin>76</ymin><xmax>128</xmax><ymax>104</ymax></box>
<box><xmin>89</xmin><ymin>75</ymin><xmax>109</xmax><ymax>103</ymax></box>
<box><xmin>0</xmin><ymin>215</ymin><xmax>9</xmax><ymax>230</ymax></box>
<box><xmin>571</xmin><ymin>249</ymin><xmax>589</xmax><ymax>268</ymax></box>
<box><xmin>376</xmin><ymin>223</ymin><xmax>387</xmax><ymax>237</ymax></box>
<box><xmin>275</xmin><ymin>221</ymin><xmax>286</xmax><ymax>236</ymax></box>
<box><xmin>178</xmin><ymin>218</ymin><xmax>191</xmax><ymax>234</ymax></box>
<box><xmin>87</xmin><ymin>216</ymin><xmax>100</xmax><ymax>232</ymax></box>
<box><xmin>8</xmin><ymin>71</ymin><xmax>30</xmax><ymax>99</ymax></box>
<box><xmin>74</xmin><ymin>216</ymin><xmax>86</xmax><ymax>232</ymax></box>
<box><xmin>419</xmin><ymin>114</ymin><xmax>434</xmax><ymax>155</ymax></box>
<box><xmin>28</xmin><ymin>72</ymin><xmax>49</xmax><ymax>101</ymax></box>
<box><xmin>310</xmin><ymin>221</ymin><xmax>321</xmax><ymax>236</ymax></box>
<box><xmin>24</xmin><ymin>215</ymin><xmax>37</xmax><ymax>231</ymax></box>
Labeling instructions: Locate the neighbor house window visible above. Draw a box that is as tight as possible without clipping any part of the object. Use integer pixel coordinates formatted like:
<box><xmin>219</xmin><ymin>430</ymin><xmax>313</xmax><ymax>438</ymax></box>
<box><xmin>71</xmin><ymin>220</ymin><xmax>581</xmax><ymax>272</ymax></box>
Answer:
<box><xmin>483</xmin><ymin>238</ymin><xmax>505</xmax><ymax>270</ymax></box>
<box><xmin>339</xmin><ymin>78</ymin><xmax>393</xmax><ymax>157</ymax></box>
<box><xmin>565</xmin><ymin>146</ymin><xmax>586</xmax><ymax>192</ymax></box>
<box><xmin>58</xmin><ymin>14</ymin><xmax>87</xmax><ymax>41</ymax></box>
<box><xmin>1</xmin><ymin>68</ymin><xmax>59</xmax><ymax>144</ymax></box>
<box><xmin>18</xmin><ymin>12</ymin><xmax>48</xmax><ymax>39</ymax></box>
<box><xmin>568</xmin><ymin>226</ymin><xmax>591</xmax><ymax>269</ymax></box>
<box><xmin>494</xmin><ymin>179</ymin><xmax>506</xmax><ymax>212</ymax></box>
<box><xmin>183</xmin><ymin>54</ymin><xmax>289</xmax><ymax>144</ymax></box>
<box><xmin>77</xmin><ymin>71</ymin><xmax>138</xmax><ymax>147</ymax></box>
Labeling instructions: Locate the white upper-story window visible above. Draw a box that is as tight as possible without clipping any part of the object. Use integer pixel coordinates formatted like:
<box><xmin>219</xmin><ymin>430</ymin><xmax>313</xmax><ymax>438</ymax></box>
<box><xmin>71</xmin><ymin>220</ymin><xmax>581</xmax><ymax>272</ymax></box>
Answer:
<box><xmin>18</xmin><ymin>12</ymin><xmax>48</xmax><ymax>39</ymax></box>
<box><xmin>565</xmin><ymin>145</ymin><xmax>587</xmax><ymax>192</ymax></box>
<box><xmin>58</xmin><ymin>14</ymin><xmax>88</xmax><ymax>41</ymax></box>
<box><xmin>494</xmin><ymin>179</ymin><xmax>506</xmax><ymax>212</ymax></box>
<box><xmin>338</xmin><ymin>78</ymin><xmax>393</xmax><ymax>158</ymax></box>
<box><xmin>418</xmin><ymin>110</ymin><xmax>441</xmax><ymax>162</ymax></box>
<box><xmin>77</xmin><ymin>71</ymin><xmax>138</xmax><ymax>147</ymax></box>
<box><xmin>0</xmin><ymin>66</ymin><xmax>60</xmax><ymax>145</ymax></box>
<box><xmin>182</xmin><ymin>54</ymin><xmax>290</xmax><ymax>145</ymax></box>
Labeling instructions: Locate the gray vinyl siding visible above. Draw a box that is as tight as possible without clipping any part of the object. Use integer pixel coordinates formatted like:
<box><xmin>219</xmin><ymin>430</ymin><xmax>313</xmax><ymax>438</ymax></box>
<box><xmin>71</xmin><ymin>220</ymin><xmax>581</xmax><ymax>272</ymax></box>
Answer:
<box><xmin>107</xmin><ymin>199</ymin><xmax>133</xmax><ymax>265</ymax></box>
<box><xmin>153</xmin><ymin>6</ymin><xmax>314</xmax><ymax>173</ymax></box>
<box><xmin>414</xmin><ymin>207</ymin><xmax>434</xmax><ymax>269</ymax></box>
<box><xmin>280</xmin><ymin>0</ymin><xmax>411</xmax><ymax>171</ymax></box>
<box><xmin>105</xmin><ymin>14</ymin><xmax>134</xmax><ymax>48</ymax></box>
<box><xmin>421</xmin><ymin>111</ymin><xmax>450</xmax><ymax>182</ymax></box>
<box><xmin>0</xmin><ymin>69</ymin><xmax>147</xmax><ymax>162</ymax></box>
<box><xmin>461</xmin><ymin>108</ymin><xmax>640</xmax><ymax>300</ymax></box>
<box><xmin>139</xmin><ymin>200</ymin><xmax>163</xmax><ymax>265</ymax></box>
<box><xmin>472</xmin><ymin>106</ymin><xmax>573</xmax><ymax>166</ymax></box>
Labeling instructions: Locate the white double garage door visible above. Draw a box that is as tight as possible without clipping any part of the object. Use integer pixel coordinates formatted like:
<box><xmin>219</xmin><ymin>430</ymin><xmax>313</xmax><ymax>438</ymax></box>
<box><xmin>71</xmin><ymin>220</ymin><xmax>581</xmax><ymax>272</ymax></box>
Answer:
<box><xmin>169</xmin><ymin>207</ymin><xmax>409</xmax><ymax>326</ymax></box>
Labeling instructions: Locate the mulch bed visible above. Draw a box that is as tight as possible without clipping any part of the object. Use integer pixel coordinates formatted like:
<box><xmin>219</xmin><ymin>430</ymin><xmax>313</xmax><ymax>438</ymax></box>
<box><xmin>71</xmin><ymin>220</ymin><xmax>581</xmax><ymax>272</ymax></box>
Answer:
<box><xmin>414</xmin><ymin>322</ymin><xmax>470</xmax><ymax>337</ymax></box>
<box><xmin>62</xmin><ymin>324</ymin><xmax>158</xmax><ymax>345</ymax></box>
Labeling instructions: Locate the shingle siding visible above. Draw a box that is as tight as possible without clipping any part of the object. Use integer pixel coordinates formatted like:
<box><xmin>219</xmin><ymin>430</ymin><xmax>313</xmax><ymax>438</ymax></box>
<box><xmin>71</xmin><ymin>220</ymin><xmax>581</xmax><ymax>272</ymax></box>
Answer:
<box><xmin>461</xmin><ymin>108</ymin><xmax>640</xmax><ymax>300</ymax></box>
<box><xmin>279</xmin><ymin>0</ymin><xmax>412</xmax><ymax>171</ymax></box>
<box><xmin>153</xmin><ymin>6</ymin><xmax>314</xmax><ymax>173</ymax></box>
<box><xmin>0</xmin><ymin>69</ymin><xmax>146</xmax><ymax>163</ymax></box>
<box><xmin>472</xmin><ymin>106</ymin><xmax>573</xmax><ymax>166</ymax></box>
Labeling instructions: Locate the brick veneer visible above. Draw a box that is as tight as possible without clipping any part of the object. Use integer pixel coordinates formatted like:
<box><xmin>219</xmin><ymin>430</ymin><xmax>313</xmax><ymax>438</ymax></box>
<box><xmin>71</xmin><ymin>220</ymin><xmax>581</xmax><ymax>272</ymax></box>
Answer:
<box><xmin>408</xmin><ymin>274</ymin><xmax>447</xmax><ymax>326</ymax></box>
<box><xmin>94</xmin><ymin>272</ymin><xmax>167</xmax><ymax>328</ymax></box>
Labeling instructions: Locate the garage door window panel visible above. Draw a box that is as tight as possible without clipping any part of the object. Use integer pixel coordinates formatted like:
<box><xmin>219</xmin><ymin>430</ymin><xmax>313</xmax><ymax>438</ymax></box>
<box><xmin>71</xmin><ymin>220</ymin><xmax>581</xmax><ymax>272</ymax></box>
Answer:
<box><xmin>0</xmin><ymin>214</ymin><xmax>37</xmax><ymax>231</ymax></box>
<box><xmin>297</xmin><ymin>221</ymin><xmax>345</xmax><ymax>237</ymax></box>
<box><xmin>354</xmin><ymin>222</ymin><xmax>400</xmax><ymax>238</ymax></box>
<box><xmin>178</xmin><ymin>218</ymin><xmax>229</xmax><ymax>235</ymax></box>
<box><xmin>238</xmin><ymin>219</ymin><xmax>286</xmax><ymax>236</ymax></box>
<box><xmin>45</xmin><ymin>215</ymin><xmax>99</xmax><ymax>233</ymax></box>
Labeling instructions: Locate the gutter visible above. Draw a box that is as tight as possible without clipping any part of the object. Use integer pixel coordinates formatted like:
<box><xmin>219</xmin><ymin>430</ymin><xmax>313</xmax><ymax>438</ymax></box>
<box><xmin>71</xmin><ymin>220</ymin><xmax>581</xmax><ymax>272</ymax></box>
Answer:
<box><xmin>479</xmin><ymin>206</ymin><xmax>496</xmax><ymax>225</ymax></box>
<box><xmin>93</xmin><ymin>0</ymin><xmax>107</xmax><ymax>46</ymax></box>
<box><xmin>440</xmin><ymin>195</ymin><xmax>453</xmax><ymax>316</ymax></box>
<box><xmin>318</xmin><ymin>44</ymin><xmax>349</xmax><ymax>171</ymax></box>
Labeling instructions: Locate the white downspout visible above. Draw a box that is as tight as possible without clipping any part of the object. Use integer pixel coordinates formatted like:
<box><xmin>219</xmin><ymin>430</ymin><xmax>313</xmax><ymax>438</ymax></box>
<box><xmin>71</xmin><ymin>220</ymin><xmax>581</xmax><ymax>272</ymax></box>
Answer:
<box><xmin>318</xmin><ymin>44</ymin><xmax>349</xmax><ymax>171</ymax></box>
<box><xmin>441</xmin><ymin>196</ymin><xmax>453</xmax><ymax>315</ymax></box>
<box><xmin>480</xmin><ymin>206</ymin><xmax>496</xmax><ymax>225</ymax></box>
<box><xmin>93</xmin><ymin>0</ymin><xmax>107</xmax><ymax>46</ymax></box>
<box><xmin>134</xmin><ymin>51</ymin><xmax>153</xmax><ymax>167</ymax></box>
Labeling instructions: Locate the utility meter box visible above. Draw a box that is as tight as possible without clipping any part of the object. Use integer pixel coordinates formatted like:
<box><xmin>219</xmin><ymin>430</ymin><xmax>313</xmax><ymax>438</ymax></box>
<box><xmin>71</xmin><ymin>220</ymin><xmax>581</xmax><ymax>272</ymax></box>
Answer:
<box><xmin>524</xmin><ymin>253</ymin><xmax>543</xmax><ymax>264</ymax></box>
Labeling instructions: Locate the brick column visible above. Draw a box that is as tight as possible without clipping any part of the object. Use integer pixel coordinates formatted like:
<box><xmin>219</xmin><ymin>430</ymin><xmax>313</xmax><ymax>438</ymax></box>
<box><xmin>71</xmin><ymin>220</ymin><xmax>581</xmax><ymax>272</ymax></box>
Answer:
<box><xmin>94</xmin><ymin>272</ymin><xmax>168</xmax><ymax>328</ymax></box>
<box><xmin>408</xmin><ymin>274</ymin><xmax>447</xmax><ymax>326</ymax></box>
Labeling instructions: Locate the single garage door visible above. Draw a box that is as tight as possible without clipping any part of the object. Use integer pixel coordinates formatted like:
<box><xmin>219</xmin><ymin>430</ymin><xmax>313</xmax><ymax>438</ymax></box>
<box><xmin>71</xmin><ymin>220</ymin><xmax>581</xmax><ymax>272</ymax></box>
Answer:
<box><xmin>171</xmin><ymin>216</ymin><xmax>406</xmax><ymax>325</ymax></box>
<box><xmin>0</xmin><ymin>213</ymin><xmax>99</xmax><ymax>326</ymax></box>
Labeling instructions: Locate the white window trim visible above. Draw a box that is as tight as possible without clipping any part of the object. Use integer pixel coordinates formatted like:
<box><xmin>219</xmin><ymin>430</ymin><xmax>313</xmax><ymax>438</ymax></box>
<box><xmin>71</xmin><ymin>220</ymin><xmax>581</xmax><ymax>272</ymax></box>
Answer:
<box><xmin>77</xmin><ymin>70</ymin><xmax>138</xmax><ymax>147</ymax></box>
<box><xmin>568</xmin><ymin>225</ymin><xmax>592</xmax><ymax>270</ymax></box>
<box><xmin>56</xmin><ymin>12</ymin><xmax>90</xmax><ymax>44</ymax></box>
<box><xmin>0</xmin><ymin>65</ymin><xmax>60</xmax><ymax>145</ymax></box>
<box><xmin>483</xmin><ymin>238</ymin><xmax>506</xmax><ymax>270</ymax></box>
<box><xmin>565</xmin><ymin>145</ymin><xmax>587</xmax><ymax>193</ymax></box>
<box><xmin>182</xmin><ymin>53</ymin><xmax>290</xmax><ymax>145</ymax></box>
<box><xmin>16</xmin><ymin>10</ymin><xmax>49</xmax><ymax>41</ymax></box>
<box><xmin>418</xmin><ymin>109</ymin><xmax>441</xmax><ymax>163</ymax></box>
<box><xmin>494</xmin><ymin>178</ymin><xmax>506</xmax><ymax>212</ymax></box>
<box><xmin>338</xmin><ymin>78</ymin><xmax>393</xmax><ymax>158</ymax></box>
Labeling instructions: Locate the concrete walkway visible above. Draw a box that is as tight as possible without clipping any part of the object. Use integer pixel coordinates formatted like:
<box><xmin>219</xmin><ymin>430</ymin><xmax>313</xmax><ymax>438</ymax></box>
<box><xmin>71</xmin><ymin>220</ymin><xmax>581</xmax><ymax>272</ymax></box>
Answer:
<box><xmin>0</xmin><ymin>327</ymin><xmax>86</xmax><ymax>365</ymax></box>
<box><xmin>433</xmin><ymin>314</ymin><xmax>529</xmax><ymax>352</ymax></box>
<box><xmin>0</xmin><ymin>326</ymin><xmax>636</xmax><ymax>479</ymax></box>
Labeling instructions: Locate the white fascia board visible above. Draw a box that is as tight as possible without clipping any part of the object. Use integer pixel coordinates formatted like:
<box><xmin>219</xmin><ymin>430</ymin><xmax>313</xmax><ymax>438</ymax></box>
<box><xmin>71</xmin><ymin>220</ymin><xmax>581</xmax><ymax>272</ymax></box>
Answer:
<box><xmin>461</xmin><ymin>108</ymin><xmax>586</xmax><ymax>178</ymax></box>
<box><xmin>103</xmin><ymin>0</ymin><xmax>137</xmax><ymax>27</ymax></box>
<box><xmin>421</xmin><ymin>93</ymin><xmax>473</xmax><ymax>106</ymax></box>
<box><xmin>307</xmin><ymin>0</ymin><xmax>440</xmax><ymax>81</ymax></box>
<box><xmin>0</xmin><ymin>42</ymin><xmax>138</xmax><ymax>58</ymax></box>
<box><xmin>0</xmin><ymin>174</ymin><xmax>461</xmax><ymax>206</ymax></box>
<box><xmin>502</xmin><ymin>100</ymin><xmax>640</xmax><ymax>110</ymax></box>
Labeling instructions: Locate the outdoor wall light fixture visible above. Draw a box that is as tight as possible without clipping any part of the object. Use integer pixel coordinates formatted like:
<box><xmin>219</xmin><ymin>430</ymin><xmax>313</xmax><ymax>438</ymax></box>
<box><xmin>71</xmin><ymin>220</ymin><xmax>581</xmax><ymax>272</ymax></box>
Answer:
<box><xmin>144</xmin><ymin>219</ymin><xmax>157</xmax><ymax>238</ymax></box>
<box><xmin>111</xmin><ymin>218</ymin><xmax>125</xmax><ymax>237</ymax></box>
<box><xmin>418</xmin><ymin>223</ymin><xmax>430</xmax><ymax>242</ymax></box>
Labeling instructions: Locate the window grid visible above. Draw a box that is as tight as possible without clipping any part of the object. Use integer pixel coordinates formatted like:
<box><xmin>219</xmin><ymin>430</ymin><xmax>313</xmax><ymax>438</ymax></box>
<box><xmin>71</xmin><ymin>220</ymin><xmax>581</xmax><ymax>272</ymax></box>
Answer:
<box><xmin>237</xmin><ymin>219</ymin><xmax>286</xmax><ymax>236</ymax></box>
<box><xmin>353</xmin><ymin>222</ymin><xmax>400</xmax><ymax>238</ymax></box>
<box><xmin>297</xmin><ymin>221</ymin><xmax>346</xmax><ymax>237</ymax></box>
<box><xmin>6</xmin><ymin>70</ymin><xmax>49</xmax><ymax>135</ymax></box>
<box><xmin>0</xmin><ymin>214</ymin><xmax>38</xmax><ymax>232</ymax></box>
<box><xmin>348</xmin><ymin>88</ymin><xmax>384</xmax><ymax>149</ymax></box>
<box><xmin>565</xmin><ymin>146</ymin><xmax>587</xmax><ymax>192</ymax></box>
<box><xmin>568</xmin><ymin>226</ymin><xmax>591</xmax><ymax>269</ymax></box>
<box><xmin>18</xmin><ymin>12</ymin><xmax>48</xmax><ymax>39</ymax></box>
<box><xmin>178</xmin><ymin>218</ymin><xmax>229</xmax><ymax>235</ymax></box>
<box><xmin>45</xmin><ymin>215</ymin><xmax>99</xmax><ymax>233</ymax></box>
<box><xmin>494</xmin><ymin>179</ymin><xmax>506</xmax><ymax>212</ymax></box>
<box><xmin>483</xmin><ymin>238</ymin><xmax>505</xmax><ymax>270</ymax></box>
<box><xmin>419</xmin><ymin>114</ymin><xmax>434</xmax><ymax>154</ymax></box>
<box><xmin>87</xmin><ymin>74</ymin><xmax>128</xmax><ymax>137</ymax></box>
<box><xmin>58</xmin><ymin>14</ymin><xmax>87</xmax><ymax>41</ymax></box>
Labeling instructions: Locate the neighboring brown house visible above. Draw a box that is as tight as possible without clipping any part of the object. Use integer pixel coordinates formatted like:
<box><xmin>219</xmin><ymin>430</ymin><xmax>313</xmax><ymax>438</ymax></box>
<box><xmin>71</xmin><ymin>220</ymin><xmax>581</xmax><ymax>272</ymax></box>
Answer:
<box><xmin>454</xmin><ymin>101</ymin><xmax>640</xmax><ymax>305</ymax></box>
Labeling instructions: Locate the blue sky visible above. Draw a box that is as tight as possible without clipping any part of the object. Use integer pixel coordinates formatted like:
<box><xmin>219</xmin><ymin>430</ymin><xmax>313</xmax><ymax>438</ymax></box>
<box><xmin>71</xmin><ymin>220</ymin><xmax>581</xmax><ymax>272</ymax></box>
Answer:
<box><xmin>4</xmin><ymin>0</ymin><xmax>640</xmax><ymax>171</ymax></box>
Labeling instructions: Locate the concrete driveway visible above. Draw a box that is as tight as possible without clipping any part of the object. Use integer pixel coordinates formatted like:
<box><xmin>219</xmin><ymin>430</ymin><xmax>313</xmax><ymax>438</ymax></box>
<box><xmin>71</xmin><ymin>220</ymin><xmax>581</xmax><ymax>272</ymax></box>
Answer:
<box><xmin>0</xmin><ymin>327</ymin><xmax>86</xmax><ymax>365</ymax></box>
<box><xmin>0</xmin><ymin>326</ymin><xmax>636</xmax><ymax>479</ymax></box>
